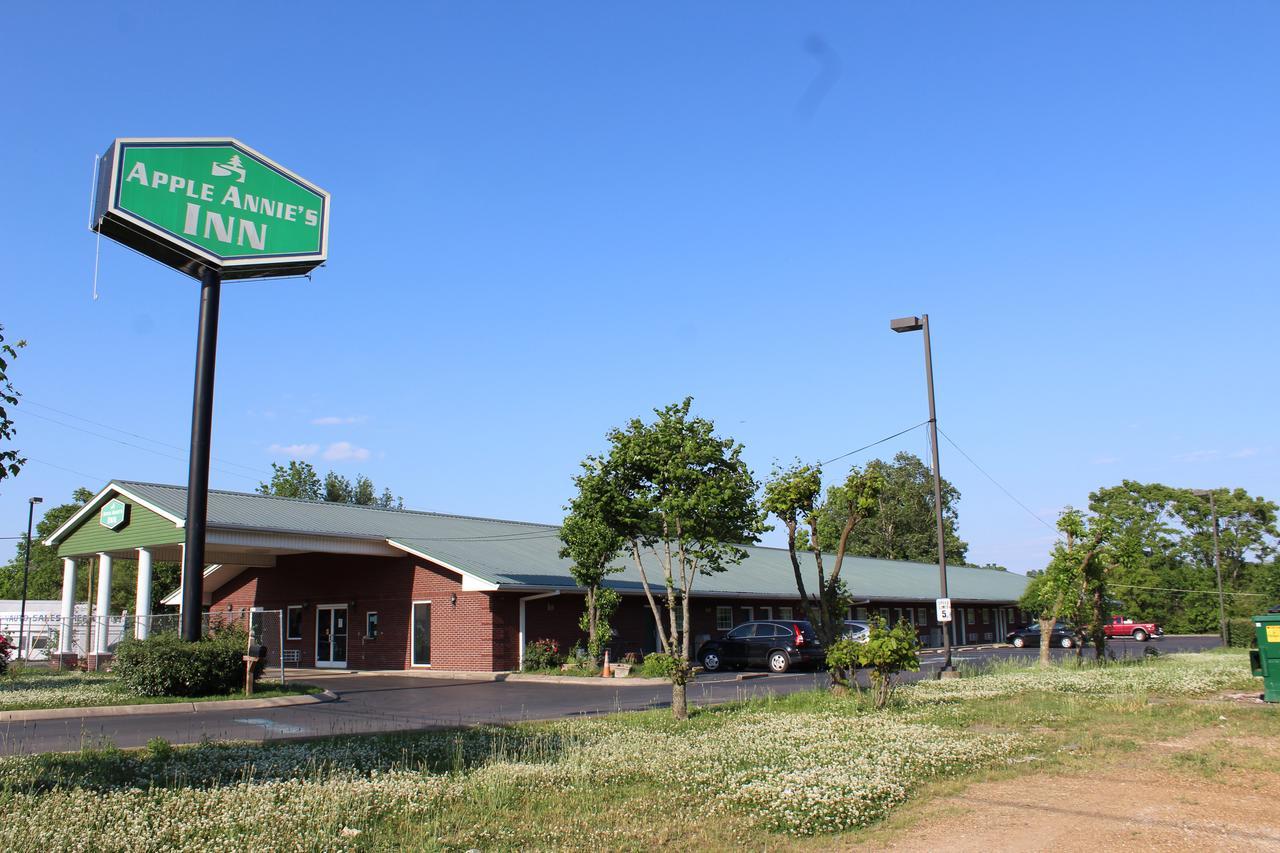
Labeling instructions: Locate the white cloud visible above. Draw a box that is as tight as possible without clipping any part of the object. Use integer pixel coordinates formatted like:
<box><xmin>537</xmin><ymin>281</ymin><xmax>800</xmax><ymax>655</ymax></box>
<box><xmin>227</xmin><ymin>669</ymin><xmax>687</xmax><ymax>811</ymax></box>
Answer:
<box><xmin>1230</xmin><ymin>447</ymin><xmax>1259</xmax><ymax>459</ymax></box>
<box><xmin>268</xmin><ymin>442</ymin><xmax>320</xmax><ymax>457</ymax></box>
<box><xmin>322</xmin><ymin>441</ymin><xmax>372</xmax><ymax>462</ymax></box>
<box><xmin>310</xmin><ymin>415</ymin><xmax>368</xmax><ymax>426</ymax></box>
<box><xmin>1090</xmin><ymin>455</ymin><xmax>1119</xmax><ymax>465</ymax></box>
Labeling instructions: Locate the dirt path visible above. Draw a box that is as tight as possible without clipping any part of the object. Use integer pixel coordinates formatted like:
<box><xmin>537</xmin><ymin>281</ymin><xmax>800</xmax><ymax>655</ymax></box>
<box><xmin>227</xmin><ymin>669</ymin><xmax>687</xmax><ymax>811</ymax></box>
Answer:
<box><xmin>872</xmin><ymin>724</ymin><xmax>1280</xmax><ymax>852</ymax></box>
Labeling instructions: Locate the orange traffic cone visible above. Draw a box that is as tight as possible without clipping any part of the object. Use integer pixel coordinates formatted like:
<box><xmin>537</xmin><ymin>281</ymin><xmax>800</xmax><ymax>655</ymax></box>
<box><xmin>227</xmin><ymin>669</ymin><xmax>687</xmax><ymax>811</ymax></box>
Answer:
<box><xmin>602</xmin><ymin>650</ymin><xmax>612</xmax><ymax>678</ymax></box>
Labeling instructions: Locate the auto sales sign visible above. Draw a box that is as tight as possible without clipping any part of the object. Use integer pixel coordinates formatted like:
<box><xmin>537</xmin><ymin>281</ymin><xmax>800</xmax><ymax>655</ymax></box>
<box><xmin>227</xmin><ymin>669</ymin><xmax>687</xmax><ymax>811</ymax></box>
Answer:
<box><xmin>91</xmin><ymin>138</ymin><xmax>330</xmax><ymax>279</ymax></box>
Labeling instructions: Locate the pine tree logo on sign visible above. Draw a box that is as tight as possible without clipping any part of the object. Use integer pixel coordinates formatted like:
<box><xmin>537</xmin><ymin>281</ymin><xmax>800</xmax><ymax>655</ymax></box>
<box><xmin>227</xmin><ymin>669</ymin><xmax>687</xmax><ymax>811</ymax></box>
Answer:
<box><xmin>211</xmin><ymin>154</ymin><xmax>246</xmax><ymax>183</ymax></box>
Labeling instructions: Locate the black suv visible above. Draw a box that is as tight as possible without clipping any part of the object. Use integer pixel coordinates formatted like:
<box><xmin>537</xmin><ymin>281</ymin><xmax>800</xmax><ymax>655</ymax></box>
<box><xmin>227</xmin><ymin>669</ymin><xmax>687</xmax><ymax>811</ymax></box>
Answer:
<box><xmin>696</xmin><ymin>620</ymin><xmax>824</xmax><ymax>673</ymax></box>
<box><xmin>1006</xmin><ymin>621</ymin><xmax>1083</xmax><ymax>649</ymax></box>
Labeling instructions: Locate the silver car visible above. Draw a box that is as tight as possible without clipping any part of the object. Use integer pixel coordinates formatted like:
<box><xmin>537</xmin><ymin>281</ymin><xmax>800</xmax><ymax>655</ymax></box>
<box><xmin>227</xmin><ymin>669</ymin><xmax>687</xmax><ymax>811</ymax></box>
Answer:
<box><xmin>842</xmin><ymin>620</ymin><xmax>870</xmax><ymax>643</ymax></box>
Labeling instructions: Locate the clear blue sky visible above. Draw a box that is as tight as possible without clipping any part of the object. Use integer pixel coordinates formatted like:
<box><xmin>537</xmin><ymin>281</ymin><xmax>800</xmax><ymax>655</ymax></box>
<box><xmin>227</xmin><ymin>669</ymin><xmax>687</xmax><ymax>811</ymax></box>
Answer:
<box><xmin>2</xmin><ymin>2</ymin><xmax>1277</xmax><ymax>573</ymax></box>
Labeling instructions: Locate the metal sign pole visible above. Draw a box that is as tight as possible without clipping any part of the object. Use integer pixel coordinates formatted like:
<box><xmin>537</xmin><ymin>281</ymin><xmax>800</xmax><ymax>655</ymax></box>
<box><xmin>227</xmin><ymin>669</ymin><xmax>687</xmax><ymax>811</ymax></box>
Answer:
<box><xmin>180</xmin><ymin>266</ymin><xmax>221</xmax><ymax>642</ymax></box>
<box><xmin>921</xmin><ymin>314</ymin><xmax>954</xmax><ymax>674</ymax></box>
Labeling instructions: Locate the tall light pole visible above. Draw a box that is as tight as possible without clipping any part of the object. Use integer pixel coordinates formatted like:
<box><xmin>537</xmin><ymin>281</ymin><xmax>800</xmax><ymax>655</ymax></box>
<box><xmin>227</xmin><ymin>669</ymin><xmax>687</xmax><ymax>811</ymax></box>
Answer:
<box><xmin>890</xmin><ymin>314</ymin><xmax>954</xmax><ymax>674</ymax></box>
<box><xmin>1190</xmin><ymin>488</ymin><xmax>1227</xmax><ymax>644</ymax></box>
<box><xmin>17</xmin><ymin>496</ymin><xmax>43</xmax><ymax>661</ymax></box>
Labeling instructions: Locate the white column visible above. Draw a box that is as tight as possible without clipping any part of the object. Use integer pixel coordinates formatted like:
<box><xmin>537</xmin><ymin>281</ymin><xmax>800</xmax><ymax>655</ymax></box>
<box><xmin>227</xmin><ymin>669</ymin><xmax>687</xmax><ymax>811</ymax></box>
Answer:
<box><xmin>135</xmin><ymin>547</ymin><xmax>153</xmax><ymax>640</ymax></box>
<box><xmin>59</xmin><ymin>558</ymin><xmax>77</xmax><ymax>654</ymax></box>
<box><xmin>93</xmin><ymin>553</ymin><xmax>112</xmax><ymax>654</ymax></box>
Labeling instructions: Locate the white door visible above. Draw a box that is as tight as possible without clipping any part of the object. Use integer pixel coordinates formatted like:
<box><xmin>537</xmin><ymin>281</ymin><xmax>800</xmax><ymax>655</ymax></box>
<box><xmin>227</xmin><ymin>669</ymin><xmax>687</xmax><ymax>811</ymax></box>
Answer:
<box><xmin>315</xmin><ymin>605</ymin><xmax>348</xmax><ymax>668</ymax></box>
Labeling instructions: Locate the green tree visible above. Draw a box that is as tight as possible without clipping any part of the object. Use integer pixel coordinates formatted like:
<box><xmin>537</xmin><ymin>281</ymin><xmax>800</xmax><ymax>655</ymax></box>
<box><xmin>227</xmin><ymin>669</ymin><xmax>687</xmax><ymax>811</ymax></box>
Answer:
<box><xmin>584</xmin><ymin>398</ymin><xmax>764</xmax><ymax>719</ymax></box>
<box><xmin>1021</xmin><ymin>508</ymin><xmax>1109</xmax><ymax>665</ymax></box>
<box><xmin>559</xmin><ymin>481</ymin><xmax>625</xmax><ymax>662</ymax></box>
<box><xmin>0</xmin><ymin>324</ymin><xmax>26</xmax><ymax>485</ymax></box>
<box><xmin>353</xmin><ymin>475</ymin><xmax>376</xmax><ymax>506</ymax></box>
<box><xmin>1086</xmin><ymin>481</ymin><xmax>1279</xmax><ymax>630</ymax></box>
<box><xmin>258</xmin><ymin>461</ymin><xmax>322</xmax><ymax>500</ymax></box>
<box><xmin>764</xmin><ymin>461</ymin><xmax>885</xmax><ymax>650</ymax></box>
<box><xmin>377</xmin><ymin>487</ymin><xmax>403</xmax><ymax>510</ymax></box>
<box><xmin>323</xmin><ymin>471</ymin><xmax>353</xmax><ymax>503</ymax></box>
<box><xmin>812</xmin><ymin>452</ymin><xmax>967</xmax><ymax>564</ymax></box>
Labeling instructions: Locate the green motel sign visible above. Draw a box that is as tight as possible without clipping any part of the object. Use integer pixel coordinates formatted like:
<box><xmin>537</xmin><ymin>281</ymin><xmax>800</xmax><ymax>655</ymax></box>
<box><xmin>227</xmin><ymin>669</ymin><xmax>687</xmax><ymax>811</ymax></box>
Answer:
<box><xmin>99</xmin><ymin>498</ymin><xmax>128</xmax><ymax>531</ymax></box>
<box><xmin>91</xmin><ymin>138</ymin><xmax>330</xmax><ymax>280</ymax></box>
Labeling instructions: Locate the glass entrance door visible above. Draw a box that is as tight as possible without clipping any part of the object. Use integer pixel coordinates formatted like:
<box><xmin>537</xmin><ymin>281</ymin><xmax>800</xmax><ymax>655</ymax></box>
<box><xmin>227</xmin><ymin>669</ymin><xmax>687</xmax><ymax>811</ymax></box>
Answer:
<box><xmin>316</xmin><ymin>605</ymin><xmax>348</xmax><ymax>668</ymax></box>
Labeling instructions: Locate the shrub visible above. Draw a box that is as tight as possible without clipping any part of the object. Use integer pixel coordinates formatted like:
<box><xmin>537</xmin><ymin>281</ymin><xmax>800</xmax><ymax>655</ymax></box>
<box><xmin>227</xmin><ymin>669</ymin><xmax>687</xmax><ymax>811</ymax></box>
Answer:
<box><xmin>522</xmin><ymin>638</ymin><xmax>561</xmax><ymax>671</ymax></box>
<box><xmin>855</xmin><ymin>617</ymin><xmax>922</xmax><ymax>709</ymax></box>
<box><xmin>0</xmin><ymin>633</ymin><xmax>13</xmax><ymax>676</ymax></box>
<box><xmin>825</xmin><ymin>638</ymin><xmax>859</xmax><ymax>689</ymax></box>
<box><xmin>640</xmin><ymin>652</ymin><xmax>679</xmax><ymax>679</ymax></box>
<box><xmin>1226</xmin><ymin>618</ymin><xmax>1256</xmax><ymax>648</ymax></box>
<box><xmin>113</xmin><ymin>626</ymin><xmax>264</xmax><ymax>697</ymax></box>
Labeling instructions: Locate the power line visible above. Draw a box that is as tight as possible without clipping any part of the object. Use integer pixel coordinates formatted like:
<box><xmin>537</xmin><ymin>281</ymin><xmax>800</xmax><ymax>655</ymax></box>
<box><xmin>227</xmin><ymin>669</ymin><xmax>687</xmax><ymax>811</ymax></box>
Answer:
<box><xmin>1109</xmin><ymin>582</ymin><xmax>1270</xmax><ymax>598</ymax></box>
<box><xmin>821</xmin><ymin>421</ymin><xmax>929</xmax><ymax>467</ymax></box>
<box><xmin>21</xmin><ymin>409</ymin><xmax>261</xmax><ymax>483</ymax></box>
<box><xmin>936</xmin><ymin>426</ymin><xmax>1057</xmax><ymax>533</ymax></box>
<box><xmin>23</xmin><ymin>399</ymin><xmax>266</xmax><ymax>477</ymax></box>
<box><xmin>26</xmin><ymin>457</ymin><xmax>109</xmax><ymax>483</ymax></box>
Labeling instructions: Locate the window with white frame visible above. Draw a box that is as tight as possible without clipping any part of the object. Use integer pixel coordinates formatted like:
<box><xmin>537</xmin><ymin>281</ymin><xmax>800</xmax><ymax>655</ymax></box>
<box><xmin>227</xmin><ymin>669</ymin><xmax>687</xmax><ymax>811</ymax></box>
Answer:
<box><xmin>366</xmin><ymin>611</ymin><xmax>379</xmax><ymax>639</ymax></box>
<box><xmin>779</xmin><ymin>606</ymin><xmax>793</xmax><ymax>620</ymax></box>
<box><xmin>966</xmin><ymin>608</ymin><xmax>976</xmax><ymax>625</ymax></box>
<box><xmin>917</xmin><ymin>607</ymin><xmax>927</xmax><ymax>624</ymax></box>
<box><xmin>715</xmin><ymin>606</ymin><xmax>733</xmax><ymax>631</ymax></box>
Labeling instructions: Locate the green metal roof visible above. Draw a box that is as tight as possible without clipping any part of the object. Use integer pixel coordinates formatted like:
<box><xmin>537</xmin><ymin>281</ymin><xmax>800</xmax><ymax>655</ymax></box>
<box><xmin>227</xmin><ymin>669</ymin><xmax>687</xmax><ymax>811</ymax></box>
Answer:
<box><xmin>66</xmin><ymin>480</ymin><xmax>1028</xmax><ymax>603</ymax></box>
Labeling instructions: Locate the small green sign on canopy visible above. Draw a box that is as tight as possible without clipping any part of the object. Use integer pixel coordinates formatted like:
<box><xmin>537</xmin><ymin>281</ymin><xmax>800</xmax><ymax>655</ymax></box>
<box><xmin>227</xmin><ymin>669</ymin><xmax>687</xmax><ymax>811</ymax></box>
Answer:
<box><xmin>99</xmin><ymin>499</ymin><xmax>128</xmax><ymax>531</ymax></box>
<box><xmin>91</xmin><ymin>138</ymin><xmax>330</xmax><ymax>280</ymax></box>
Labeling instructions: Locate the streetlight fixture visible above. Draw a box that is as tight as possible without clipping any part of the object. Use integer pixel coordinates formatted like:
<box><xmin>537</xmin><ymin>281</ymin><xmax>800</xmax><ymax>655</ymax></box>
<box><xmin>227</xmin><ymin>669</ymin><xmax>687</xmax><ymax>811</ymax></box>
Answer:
<box><xmin>17</xmin><ymin>496</ymin><xmax>43</xmax><ymax>661</ymax></box>
<box><xmin>1190</xmin><ymin>488</ymin><xmax>1227</xmax><ymax>644</ymax></box>
<box><xmin>890</xmin><ymin>313</ymin><xmax>955</xmax><ymax>675</ymax></box>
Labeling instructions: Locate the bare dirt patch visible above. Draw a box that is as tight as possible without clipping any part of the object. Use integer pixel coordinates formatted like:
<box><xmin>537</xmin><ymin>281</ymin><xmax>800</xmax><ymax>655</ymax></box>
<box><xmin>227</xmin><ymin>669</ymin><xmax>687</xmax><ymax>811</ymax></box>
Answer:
<box><xmin>863</xmin><ymin>725</ymin><xmax>1280</xmax><ymax>852</ymax></box>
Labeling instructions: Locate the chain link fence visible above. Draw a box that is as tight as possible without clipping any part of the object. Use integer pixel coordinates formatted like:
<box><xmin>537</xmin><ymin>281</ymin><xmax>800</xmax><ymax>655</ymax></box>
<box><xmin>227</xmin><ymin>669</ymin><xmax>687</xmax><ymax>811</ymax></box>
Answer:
<box><xmin>2</xmin><ymin>609</ymin><xmax>287</xmax><ymax>685</ymax></box>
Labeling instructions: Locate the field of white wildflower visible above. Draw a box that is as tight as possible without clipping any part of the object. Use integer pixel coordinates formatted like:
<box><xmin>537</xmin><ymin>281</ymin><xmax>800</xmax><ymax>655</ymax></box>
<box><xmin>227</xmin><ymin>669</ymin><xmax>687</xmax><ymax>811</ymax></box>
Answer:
<box><xmin>0</xmin><ymin>670</ymin><xmax>120</xmax><ymax>711</ymax></box>
<box><xmin>904</xmin><ymin>650</ymin><xmax>1256</xmax><ymax>705</ymax></box>
<box><xmin>0</xmin><ymin>651</ymin><xmax>1257</xmax><ymax>850</ymax></box>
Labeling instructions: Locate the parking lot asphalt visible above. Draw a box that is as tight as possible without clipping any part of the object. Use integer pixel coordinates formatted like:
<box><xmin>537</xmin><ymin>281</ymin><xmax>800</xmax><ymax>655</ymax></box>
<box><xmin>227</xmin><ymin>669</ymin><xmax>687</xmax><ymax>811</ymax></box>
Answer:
<box><xmin>0</xmin><ymin>635</ymin><xmax>1221</xmax><ymax>756</ymax></box>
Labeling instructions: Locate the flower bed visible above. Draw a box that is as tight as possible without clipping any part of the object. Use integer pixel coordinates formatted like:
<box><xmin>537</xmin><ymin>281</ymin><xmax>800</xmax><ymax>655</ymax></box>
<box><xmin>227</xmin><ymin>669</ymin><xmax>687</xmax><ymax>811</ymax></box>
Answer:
<box><xmin>0</xmin><ymin>652</ymin><xmax>1256</xmax><ymax>850</ymax></box>
<box><xmin>0</xmin><ymin>668</ymin><xmax>316</xmax><ymax>712</ymax></box>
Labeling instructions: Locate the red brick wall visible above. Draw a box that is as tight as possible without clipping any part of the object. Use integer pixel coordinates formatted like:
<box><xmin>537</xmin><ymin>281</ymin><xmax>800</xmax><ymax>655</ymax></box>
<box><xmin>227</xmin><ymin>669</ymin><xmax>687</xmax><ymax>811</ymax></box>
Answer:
<box><xmin>208</xmin><ymin>553</ymin><xmax>1026</xmax><ymax>670</ymax></box>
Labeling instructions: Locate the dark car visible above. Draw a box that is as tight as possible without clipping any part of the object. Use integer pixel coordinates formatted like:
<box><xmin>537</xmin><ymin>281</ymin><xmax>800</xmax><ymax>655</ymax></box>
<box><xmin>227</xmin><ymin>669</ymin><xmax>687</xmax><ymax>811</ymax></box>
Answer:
<box><xmin>1006</xmin><ymin>621</ymin><xmax>1082</xmax><ymax>649</ymax></box>
<box><xmin>697</xmin><ymin>620</ymin><xmax>824</xmax><ymax>673</ymax></box>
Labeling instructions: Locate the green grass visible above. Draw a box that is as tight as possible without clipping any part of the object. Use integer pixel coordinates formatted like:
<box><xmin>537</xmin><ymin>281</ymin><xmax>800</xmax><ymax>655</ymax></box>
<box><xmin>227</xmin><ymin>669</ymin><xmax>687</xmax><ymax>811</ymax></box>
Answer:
<box><xmin>0</xmin><ymin>651</ymin><xmax>1266</xmax><ymax>851</ymax></box>
<box><xmin>0</xmin><ymin>665</ymin><xmax>321</xmax><ymax>712</ymax></box>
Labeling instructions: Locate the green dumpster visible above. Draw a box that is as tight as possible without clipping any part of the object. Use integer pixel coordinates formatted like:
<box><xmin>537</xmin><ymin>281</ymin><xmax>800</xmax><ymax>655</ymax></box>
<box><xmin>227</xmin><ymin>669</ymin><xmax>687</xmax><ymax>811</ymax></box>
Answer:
<box><xmin>1252</xmin><ymin>613</ymin><xmax>1280</xmax><ymax>702</ymax></box>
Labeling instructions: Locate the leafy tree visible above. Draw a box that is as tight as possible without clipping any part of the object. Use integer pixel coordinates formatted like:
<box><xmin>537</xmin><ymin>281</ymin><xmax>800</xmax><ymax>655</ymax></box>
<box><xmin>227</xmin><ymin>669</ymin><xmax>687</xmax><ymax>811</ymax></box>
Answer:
<box><xmin>853</xmin><ymin>615</ymin><xmax>921</xmax><ymax>708</ymax></box>
<box><xmin>812</xmin><ymin>452</ymin><xmax>967</xmax><ymax>564</ymax></box>
<box><xmin>258</xmin><ymin>461</ymin><xmax>322</xmax><ymax>500</ymax></box>
<box><xmin>1018</xmin><ymin>507</ymin><xmax>1111</xmax><ymax>660</ymax></box>
<box><xmin>764</xmin><ymin>461</ymin><xmax>884</xmax><ymax>650</ymax></box>
<box><xmin>323</xmin><ymin>471</ymin><xmax>353</xmax><ymax>503</ymax></box>
<box><xmin>1020</xmin><ymin>508</ymin><xmax>1109</xmax><ymax>665</ymax></box>
<box><xmin>1086</xmin><ymin>481</ymin><xmax>1280</xmax><ymax>629</ymax></box>
<box><xmin>353</xmin><ymin>475</ymin><xmax>376</xmax><ymax>506</ymax></box>
<box><xmin>261</xmin><ymin>463</ymin><xmax>403</xmax><ymax>509</ymax></box>
<box><xmin>0</xmin><ymin>324</ymin><xmax>26</xmax><ymax>485</ymax></box>
<box><xmin>581</xmin><ymin>398</ymin><xmax>764</xmax><ymax>719</ymax></box>
<box><xmin>559</xmin><ymin>483</ymin><xmax>625</xmax><ymax>661</ymax></box>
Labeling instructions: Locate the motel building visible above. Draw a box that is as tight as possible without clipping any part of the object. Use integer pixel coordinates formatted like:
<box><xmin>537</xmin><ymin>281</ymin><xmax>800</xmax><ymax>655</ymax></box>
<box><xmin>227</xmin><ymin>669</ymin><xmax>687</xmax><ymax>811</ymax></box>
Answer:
<box><xmin>44</xmin><ymin>480</ymin><xmax>1030</xmax><ymax>671</ymax></box>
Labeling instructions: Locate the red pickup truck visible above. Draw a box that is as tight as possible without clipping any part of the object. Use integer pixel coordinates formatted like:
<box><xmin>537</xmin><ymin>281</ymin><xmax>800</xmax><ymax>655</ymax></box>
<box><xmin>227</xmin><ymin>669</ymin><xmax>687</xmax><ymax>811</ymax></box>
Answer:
<box><xmin>1103</xmin><ymin>615</ymin><xmax>1163</xmax><ymax>642</ymax></box>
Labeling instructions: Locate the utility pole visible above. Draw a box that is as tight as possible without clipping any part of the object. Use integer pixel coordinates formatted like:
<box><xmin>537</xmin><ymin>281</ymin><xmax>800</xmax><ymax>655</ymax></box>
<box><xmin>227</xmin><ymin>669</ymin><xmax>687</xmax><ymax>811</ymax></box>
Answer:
<box><xmin>891</xmin><ymin>314</ymin><xmax>954</xmax><ymax>674</ymax></box>
<box><xmin>1191</xmin><ymin>489</ymin><xmax>1227</xmax><ymax>644</ymax></box>
<box><xmin>17</xmin><ymin>496</ymin><xmax>43</xmax><ymax>660</ymax></box>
